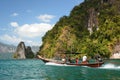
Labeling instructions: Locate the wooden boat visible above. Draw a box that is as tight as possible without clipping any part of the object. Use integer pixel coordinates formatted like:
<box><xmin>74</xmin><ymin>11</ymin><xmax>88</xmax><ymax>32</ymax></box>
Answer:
<box><xmin>37</xmin><ymin>55</ymin><xmax>104</xmax><ymax>67</ymax></box>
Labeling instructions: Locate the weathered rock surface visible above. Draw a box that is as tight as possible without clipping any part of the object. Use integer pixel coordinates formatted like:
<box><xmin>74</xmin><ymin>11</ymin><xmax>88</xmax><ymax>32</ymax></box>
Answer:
<box><xmin>14</xmin><ymin>41</ymin><xmax>34</xmax><ymax>59</ymax></box>
<box><xmin>14</xmin><ymin>42</ymin><xmax>26</xmax><ymax>59</ymax></box>
<box><xmin>111</xmin><ymin>41</ymin><xmax>120</xmax><ymax>59</ymax></box>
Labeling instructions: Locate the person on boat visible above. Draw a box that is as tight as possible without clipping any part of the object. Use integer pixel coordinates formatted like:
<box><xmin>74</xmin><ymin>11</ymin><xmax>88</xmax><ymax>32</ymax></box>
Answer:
<box><xmin>68</xmin><ymin>57</ymin><xmax>72</xmax><ymax>63</ymax></box>
<box><xmin>97</xmin><ymin>56</ymin><xmax>103</xmax><ymax>62</ymax></box>
<box><xmin>76</xmin><ymin>58</ymin><xmax>79</xmax><ymax>64</ymax></box>
<box><xmin>94</xmin><ymin>54</ymin><xmax>103</xmax><ymax>62</ymax></box>
<box><xmin>61</xmin><ymin>54</ymin><xmax>66</xmax><ymax>63</ymax></box>
<box><xmin>62</xmin><ymin>58</ymin><xmax>66</xmax><ymax>62</ymax></box>
<box><xmin>81</xmin><ymin>55</ymin><xmax>88</xmax><ymax>64</ymax></box>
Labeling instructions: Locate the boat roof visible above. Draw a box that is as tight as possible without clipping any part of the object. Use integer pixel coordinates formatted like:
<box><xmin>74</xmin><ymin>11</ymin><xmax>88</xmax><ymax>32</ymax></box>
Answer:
<box><xmin>64</xmin><ymin>52</ymin><xmax>81</xmax><ymax>54</ymax></box>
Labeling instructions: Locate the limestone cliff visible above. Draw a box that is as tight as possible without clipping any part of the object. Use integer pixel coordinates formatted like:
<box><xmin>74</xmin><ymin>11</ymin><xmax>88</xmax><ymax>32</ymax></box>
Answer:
<box><xmin>110</xmin><ymin>41</ymin><xmax>120</xmax><ymax>59</ymax></box>
<box><xmin>25</xmin><ymin>46</ymin><xmax>34</xmax><ymax>58</ymax></box>
<box><xmin>14</xmin><ymin>42</ymin><xmax>34</xmax><ymax>59</ymax></box>
<box><xmin>14</xmin><ymin>42</ymin><xmax>26</xmax><ymax>59</ymax></box>
<box><xmin>38</xmin><ymin>0</ymin><xmax>120</xmax><ymax>59</ymax></box>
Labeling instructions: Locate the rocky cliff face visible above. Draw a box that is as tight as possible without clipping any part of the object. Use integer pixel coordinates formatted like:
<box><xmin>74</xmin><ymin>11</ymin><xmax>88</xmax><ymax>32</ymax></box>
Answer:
<box><xmin>25</xmin><ymin>46</ymin><xmax>34</xmax><ymax>58</ymax></box>
<box><xmin>87</xmin><ymin>0</ymin><xmax>120</xmax><ymax>34</ymax></box>
<box><xmin>14</xmin><ymin>42</ymin><xmax>26</xmax><ymax>59</ymax></box>
<box><xmin>14</xmin><ymin>42</ymin><xmax>34</xmax><ymax>59</ymax></box>
<box><xmin>110</xmin><ymin>41</ymin><xmax>120</xmax><ymax>59</ymax></box>
<box><xmin>87</xmin><ymin>8</ymin><xmax>99</xmax><ymax>34</ymax></box>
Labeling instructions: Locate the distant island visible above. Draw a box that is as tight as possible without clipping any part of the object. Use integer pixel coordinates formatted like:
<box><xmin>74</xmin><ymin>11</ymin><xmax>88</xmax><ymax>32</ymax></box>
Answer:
<box><xmin>37</xmin><ymin>0</ymin><xmax>120</xmax><ymax>59</ymax></box>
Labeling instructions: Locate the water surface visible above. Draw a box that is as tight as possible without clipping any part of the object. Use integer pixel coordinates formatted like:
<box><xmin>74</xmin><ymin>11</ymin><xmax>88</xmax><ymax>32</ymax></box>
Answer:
<box><xmin>0</xmin><ymin>59</ymin><xmax>120</xmax><ymax>80</ymax></box>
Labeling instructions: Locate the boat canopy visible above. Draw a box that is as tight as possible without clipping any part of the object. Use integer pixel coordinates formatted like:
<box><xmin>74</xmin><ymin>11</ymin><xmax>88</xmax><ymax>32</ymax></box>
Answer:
<box><xmin>63</xmin><ymin>51</ymin><xmax>81</xmax><ymax>55</ymax></box>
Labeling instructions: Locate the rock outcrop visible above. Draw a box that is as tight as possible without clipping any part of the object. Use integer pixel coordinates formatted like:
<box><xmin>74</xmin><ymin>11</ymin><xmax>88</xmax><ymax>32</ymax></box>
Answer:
<box><xmin>25</xmin><ymin>46</ymin><xmax>34</xmax><ymax>58</ymax></box>
<box><xmin>14</xmin><ymin>42</ymin><xmax>26</xmax><ymax>59</ymax></box>
<box><xmin>87</xmin><ymin>8</ymin><xmax>99</xmax><ymax>35</ymax></box>
<box><xmin>110</xmin><ymin>41</ymin><xmax>120</xmax><ymax>59</ymax></box>
<box><xmin>14</xmin><ymin>41</ymin><xmax>34</xmax><ymax>59</ymax></box>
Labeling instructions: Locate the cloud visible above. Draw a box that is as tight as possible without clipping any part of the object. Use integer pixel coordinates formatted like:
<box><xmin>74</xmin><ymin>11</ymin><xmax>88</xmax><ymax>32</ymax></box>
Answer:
<box><xmin>37</xmin><ymin>14</ymin><xmax>55</xmax><ymax>22</ymax></box>
<box><xmin>0</xmin><ymin>34</ymin><xmax>40</xmax><ymax>46</ymax></box>
<box><xmin>11</xmin><ymin>13</ymin><xmax>19</xmax><ymax>16</ymax></box>
<box><xmin>10</xmin><ymin>22</ymin><xmax>19</xmax><ymax>27</ymax></box>
<box><xmin>26</xmin><ymin>40</ymin><xmax>41</xmax><ymax>46</ymax></box>
<box><xmin>0</xmin><ymin>34</ymin><xmax>23</xmax><ymax>44</ymax></box>
<box><xmin>14</xmin><ymin>23</ymin><xmax>54</xmax><ymax>38</ymax></box>
<box><xmin>7</xmin><ymin>21</ymin><xmax>54</xmax><ymax>46</ymax></box>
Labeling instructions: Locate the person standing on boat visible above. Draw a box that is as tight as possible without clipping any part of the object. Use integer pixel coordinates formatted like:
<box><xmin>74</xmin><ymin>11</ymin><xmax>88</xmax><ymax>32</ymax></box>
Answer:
<box><xmin>76</xmin><ymin>58</ymin><xmax>79</xmax><ymax>64</ymax></box>
<box><xmin>68</xmin><ymin>57</ymin><xmax>72</xmax><ymax>63</ymax></box>
<box><xmin>82</xmin><ymin>55</ymin><xmax>88</xmax><ymax>64</ymax></box>
<box><xmin>62</xmin><ymin>58</ymin><xmax>66</xmax><ymax>62</ymax></box>
<box><xmin>61</xmin><ymin>54</ymin><xmax>66</xmax><ymax>63</ymax></box>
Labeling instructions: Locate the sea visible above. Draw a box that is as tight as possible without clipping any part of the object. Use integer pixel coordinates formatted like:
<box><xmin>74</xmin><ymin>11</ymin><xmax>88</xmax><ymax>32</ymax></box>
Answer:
<box><xmin>0</xmin><ymin>53</ymin><xmax>120</xmax><ymax>80</ymax></box>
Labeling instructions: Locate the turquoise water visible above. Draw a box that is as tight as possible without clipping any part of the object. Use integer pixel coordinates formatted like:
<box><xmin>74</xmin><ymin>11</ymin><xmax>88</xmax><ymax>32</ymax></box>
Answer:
<box><xmin>0</xmin><ymin>59</ymin><xmax>120</xmax><ymax>80</ymax></box>
<box><xmin>0</xmin><ymin>53</ymin><xmax>13</xmax><ymax>59</ymax></box>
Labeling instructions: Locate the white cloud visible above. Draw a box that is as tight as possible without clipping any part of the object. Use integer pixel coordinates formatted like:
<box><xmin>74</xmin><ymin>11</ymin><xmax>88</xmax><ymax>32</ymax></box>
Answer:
<box><xmin>26</xmin><ymin>40</ymin><xmax>41</xmax><ymax>46</ymax></box>
<box><xmin>8</xmin><ymin>21</ymin><xmax>54</xmax><ymax>46</ymax></box>
<box><xmin>11</xmin><ymin>13</ymin><xmax>19</xmax><ymax>16</ymax></box>
<box><xmin>0</xmin><ymin>34</ymin><xmax>40</xmax><ymax>46</ymax></box>
<box><xmin>0</xmin><ymin>34</ymin><xmax>23</xmax><ymax>44</ymax></box>
<box><xmin>14</xmin><ymin>23</ymin><xmax>54</xmax><ymax>38</ymax></box>
<box><xmin>37</xmin><ymin>14</ymin><xmax>55</xmax><ymax>22</ymax></box>
<box><xmin>10</xmin><ymin>22</ymin><xmax>19</xmax><ymax>27</ymax></box>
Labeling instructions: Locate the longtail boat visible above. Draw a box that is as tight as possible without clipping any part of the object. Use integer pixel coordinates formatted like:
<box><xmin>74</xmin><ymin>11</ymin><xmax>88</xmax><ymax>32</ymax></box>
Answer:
<box><xmin>37</xmin><ymin>55</ymin><xmax>104</xmax><ymax>67</ymax></box>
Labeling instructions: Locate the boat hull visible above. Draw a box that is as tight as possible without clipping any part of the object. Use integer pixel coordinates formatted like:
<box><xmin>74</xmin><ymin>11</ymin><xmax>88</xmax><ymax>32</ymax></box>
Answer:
<box><xmin>37</xmin><ymin>55</ymin><xmax>104</xmax><ymax>67</ymax></box>
<box><xmin>66</xmin><ymin>62</ymin><xmax>104</xmax><ymax>67</ymax></box>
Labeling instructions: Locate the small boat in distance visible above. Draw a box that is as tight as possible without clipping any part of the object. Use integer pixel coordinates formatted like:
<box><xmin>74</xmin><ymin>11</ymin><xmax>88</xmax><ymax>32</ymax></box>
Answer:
<box><xmin>37</xmin><ymin>55</ymin><xmax>104</xmax><ymax>67</ymax></box>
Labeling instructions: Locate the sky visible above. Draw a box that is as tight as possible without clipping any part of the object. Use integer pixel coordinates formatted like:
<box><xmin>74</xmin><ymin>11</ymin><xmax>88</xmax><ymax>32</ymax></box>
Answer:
<box><xmin>0</xmin><ymin>0</ymin><xmax>84</xmax><ymax>46</ymax></box>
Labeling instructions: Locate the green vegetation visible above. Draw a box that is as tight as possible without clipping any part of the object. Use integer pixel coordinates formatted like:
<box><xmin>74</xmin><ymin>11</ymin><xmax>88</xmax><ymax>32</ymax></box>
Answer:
<box><xmin>25</xmin><ymin>46</ymin><xmax>35</xmax><ymax>58</ymax></box>
<box><xmin>37</xmin><ymin>0</ymin><xmax>120</xmax><ymax>59</ymax></box>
